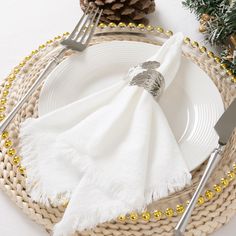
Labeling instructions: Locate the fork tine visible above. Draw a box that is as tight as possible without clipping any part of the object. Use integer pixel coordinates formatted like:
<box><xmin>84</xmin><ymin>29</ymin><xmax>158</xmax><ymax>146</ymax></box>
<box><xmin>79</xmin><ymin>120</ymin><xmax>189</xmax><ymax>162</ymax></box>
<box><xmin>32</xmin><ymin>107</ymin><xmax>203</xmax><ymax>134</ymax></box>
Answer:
<box><xmin>80</xmin><ymin>7</ymin><xmax>100</xmax><ymax>43</ymax></box>
<box><xmin>83</xmin><ymin>9</ymin><xmax>103</xmax><ymax>47</ymax></box>
<box><xmin>74</xmin><ymin>5</ymin><xmax>95</xmax><ymax>40</ymax></box>
<box><xmin>69</xmin><ymin>5</ymin><xmax>92</xmax><ymax>40</ymax></box>
<box><xmin>61</xmin><ymin>6</ymin><xmax>102</xmax><ymax>51</ymax></box>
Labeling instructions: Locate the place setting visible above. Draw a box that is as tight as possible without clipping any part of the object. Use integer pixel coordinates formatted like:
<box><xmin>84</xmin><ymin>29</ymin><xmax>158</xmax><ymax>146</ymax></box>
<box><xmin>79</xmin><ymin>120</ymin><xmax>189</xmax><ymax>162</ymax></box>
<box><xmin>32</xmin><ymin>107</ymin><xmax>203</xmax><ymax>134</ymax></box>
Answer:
<box><xmin>0</xmin><ymin>3</ymin><xmax>236</xmax><ymax>236</ymax></box>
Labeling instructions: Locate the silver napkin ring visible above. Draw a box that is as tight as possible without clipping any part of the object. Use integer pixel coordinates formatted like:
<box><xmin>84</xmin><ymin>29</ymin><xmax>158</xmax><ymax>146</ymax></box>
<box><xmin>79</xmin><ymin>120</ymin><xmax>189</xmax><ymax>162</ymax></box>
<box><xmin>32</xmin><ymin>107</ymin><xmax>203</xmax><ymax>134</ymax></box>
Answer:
<box><xmin>129</xmin><ymin>61</ymin><xmax>165</xmax><ymax>100</ymax></box>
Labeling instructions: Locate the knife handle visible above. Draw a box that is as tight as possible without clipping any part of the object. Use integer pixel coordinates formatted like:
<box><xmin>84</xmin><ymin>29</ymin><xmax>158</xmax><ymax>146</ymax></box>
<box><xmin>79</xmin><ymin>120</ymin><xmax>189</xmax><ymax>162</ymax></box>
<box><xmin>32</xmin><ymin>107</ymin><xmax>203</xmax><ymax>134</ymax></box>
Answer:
<box><xmin>174</xmin><ymin>144</ymin><xmax>224</xmax><ymax>236</ymax></box>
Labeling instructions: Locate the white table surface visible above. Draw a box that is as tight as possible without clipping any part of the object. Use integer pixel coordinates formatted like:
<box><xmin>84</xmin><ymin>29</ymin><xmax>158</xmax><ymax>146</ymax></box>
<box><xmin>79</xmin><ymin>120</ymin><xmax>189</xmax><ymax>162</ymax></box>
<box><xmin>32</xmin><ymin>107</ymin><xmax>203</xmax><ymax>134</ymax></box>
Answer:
<box><xmin>0</xmin><ymin>0</ymin><xmax>235</xmax><ymax>235</ymax></box>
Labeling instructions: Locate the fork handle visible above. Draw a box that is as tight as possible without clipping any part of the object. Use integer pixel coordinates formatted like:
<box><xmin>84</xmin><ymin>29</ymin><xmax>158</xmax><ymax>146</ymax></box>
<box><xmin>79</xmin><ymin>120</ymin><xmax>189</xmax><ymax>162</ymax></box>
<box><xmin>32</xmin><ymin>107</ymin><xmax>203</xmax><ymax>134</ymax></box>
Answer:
<box><xmin>174</xmin><ymin>143</ymin><xmax>224</xmax><ymax>236</ymax></box>
<box><xmin>0</xmin><ymin>48</ymin><xmax>66</xmax><ymax>133</ymax></box>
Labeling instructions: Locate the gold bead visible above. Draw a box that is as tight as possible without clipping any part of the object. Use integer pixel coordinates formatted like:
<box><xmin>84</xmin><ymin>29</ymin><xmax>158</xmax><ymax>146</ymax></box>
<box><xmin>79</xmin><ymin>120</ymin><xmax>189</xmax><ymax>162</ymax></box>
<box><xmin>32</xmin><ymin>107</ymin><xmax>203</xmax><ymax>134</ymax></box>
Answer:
<box><xmin>0</xmin><ymin>106</ymin><xmax>6</xmax><ymax>112</ymax></box>
<box><xmin>24</xmin><ymin>55</ymin><xmax>31</xmax><ymax>61</ymax></box>
<box><xmin>137</xmin><ymin>24</ymin><xmax>145</xmax><ymax>29</ymax></box>
<box><xmin>146</xmin><ymin>25</ymin><xmax>154</xmax><ymax>31</ymax></box>
<box><xmin>186</xmin><ymin>200</ymin><xmax>190</xmax><ymax>205</ymax></box>
<box><xmin>220</xmin><ymin>63</ymin><xmax>227</xmax><ymax>69</ymax></box>
<box><xmin>5</xmin><ymin>82</ymin><xmax>12</xmax><ymax>89</ymax></box>
<box><xmin>227</xmin><ymin>171</ymin><xmax>235</xmax><ymax>181</ymax></box>
<box><xmin>14</xmin><ymin>67</ymin><xmax>20</xmax><ymax>74</ymax></box>
<box><xmin>199</xmin><ymin>46</ymin><xmax>207</xmax><ymax>53</ymax></box>
<box><xmin>129</xmin><ymin>212</ymin><xmax>138</xmax><ymax>221</ymax></box>
<box><xmin>118</xmin><ymin>22</ymin><xmax>126</xmax><ymax>28</ymax></box>
<box><xmin>31</xmin><ymin>49</ymin><xmax>38</xmax><ymax>55</ymax></box>
<box><xmin>63</xmin><ymin>32</ymin><xmax>70</xmax><ymax>36</ymax></box>
<box><xmin>231</xmin><ymin>76</ymin><xmax>236</xmax><ymax>83</ymax></box>
<box><xmin>19</xmin><ymin>61</ymin><xmax>25</xmax><ymax>67</ymax></box>
<box><xmin>46</xmin><ymin>39</ymin><xmax>53</xmax><ymax>44</ymax></box>
<box><xmin>98</xmin><ymin>23</ymin><xmax>106</xmax><ymax>28</ymax></box>
<box><xmin>109</xmin><ymin>22</ymin><xmax>117</xmax><ymax>28</ymax></box>
<box><xmin>165</xmin><ymin>30</ymin><xmax>173</xmax><ymax>36</ymax></box>
<box><xmin>2</xmin><ymin>90</ymin><xmax>9</xmax><ymax>97</ymax></box>
<box><xmin>213</xmin><ymin>184</ymin><xmax>222</xmax><ymax>193</ymax></box>
<box><xmin>165</xmin><ymin>208</ymin><xmax>174</xmax><ymax>217</ymax></box>
<box><xmin>207</xmin><ymin>51</ymin><xmax>215</xmax><ymax>58</ymax></box>
<box><xmin>0</xmin><ymin>114</ymin><xmax>5</xmax><ymax>121</ymax></box>
<box><xmin>197</xmin><ymin>196</ymin><xmax>205</xmax><ymax>205</ymax></box>
<box><xmin>214</xmin><ymin>57</ymin><xmax>221</xmax><ymax>63</ymax></box>
<box><xmin>54</xmin><ymin>35</ymin><xmax>61</xmax><ymax>40</ymax></box>
<box><xmin>4</xmin><ymin>139</ymin><xmax>12</xmax><ymax>148</ymax></box>
<box><xmin>184</xmin><ymin>37</ymin><xmax>191</xmax><ymax>44</ymax></box>
<box><xmin>226</xmin><ymin>69</ymin><xmax>233</xmax><ymax>76</ymax></box>
<box><xmin>205</xmin><ymin>190</ymin><xmax>214</xmax><ymax>200</ymax></box>
<box><xmin>142</xmin><ymin>211</ymin><xmax>151</xmax><ymax>221</ymax></box>
<box><xmin>18</xmin><ymin>165</ymin><xmax>26</xmax><ymax>175</ymax></box>
<box><xmin>13</xmin><ymin>156</ymin><xmax>21</xmax><ymax>165</ymax></box>
<box><xmin>128</xmin><ymin>23</ymin><xmax>136</xmax><ymax>28</ymax></box>
<box><xmin>8</xmin><ymin>74</ymin><xmax>16</xmax><ymax>82</ymax></box>
<box><xmin>0</xmin><ymin>98</ymin><xmax>7</xmax><ymax>105</ymax></box>
<box><xmin>7</xmin><ymin>148</ymin><xmax>16</xmax><ymax>156</ymax></box>
<box><xmin>153</xmin><ymin>210</ymin><xmax>162</xmax><ymax>220</ymax></box>
<box><xmin>156</xmin><ymin>27</ymin><xmax>164</xmax><ymax>33</ymax></box>
<box><xmin>176</xmin><ymin>205</ymin><xmax>185</xmax><ymax>214</ymax></box>
<box><xmin>1</xmin><ymin>131</ymin><xmax>9</xmax><ymax>139</ymax></box>
<box><xmin>221</xmin><ymin>177</ymin><xmax>229</xmax><ymax>187</ymax></box>
<box><xmin>117</xmin><ymin>214</ymin><xmax>126</xmax><ymax>222</ymax></box>
<box><xmin>39</xmin><ymin>44</ymin><xmax>46</xmax><ymax>49</ymax></box>
<box><xmin>191</xmin><ymin>41</ymin><xmax>199</xmax><ymax>48</ymax></box>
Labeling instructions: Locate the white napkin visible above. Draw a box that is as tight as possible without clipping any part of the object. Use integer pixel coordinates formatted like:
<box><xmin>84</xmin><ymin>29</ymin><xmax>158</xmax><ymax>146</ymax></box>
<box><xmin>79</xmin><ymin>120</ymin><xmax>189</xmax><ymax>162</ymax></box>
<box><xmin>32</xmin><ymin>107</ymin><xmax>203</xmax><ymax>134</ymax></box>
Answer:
<box><xmin>19</xmin><ymin>32</ymin><xmax>191</xmax><ymax>236</ymax></box>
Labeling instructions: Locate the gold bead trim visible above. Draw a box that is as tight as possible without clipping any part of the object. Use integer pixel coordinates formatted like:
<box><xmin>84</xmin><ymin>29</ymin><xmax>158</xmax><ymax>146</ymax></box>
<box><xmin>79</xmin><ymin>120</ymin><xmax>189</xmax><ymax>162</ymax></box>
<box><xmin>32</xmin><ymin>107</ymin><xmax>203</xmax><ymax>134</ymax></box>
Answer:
<box><xmin>117</xmin><ymin>161</ymin><xmax>236</xmax><ymax>222</ymax></box>
<box><xmin>176</xmin><ymin>204</ymin><xmax>185</xmax><ymax>214</ymax></box>
<box><xmin>0</xmin><ymin>26</ymin><xmax>234</xmax><ymax>217</ymax></box>
<box><xmin>0</xmin><ymin>33</ymin><xmax>67</xmax><ymax>175</ymax></box>
<box><xmin>98</xmin><ymin>23</ymin><xmax>174</xmax><ymax>37</ymax></box>
<box><xmin>153</xmin><ymin>210</ymin><xmax>162</xmax><ymax>220</ymax></box>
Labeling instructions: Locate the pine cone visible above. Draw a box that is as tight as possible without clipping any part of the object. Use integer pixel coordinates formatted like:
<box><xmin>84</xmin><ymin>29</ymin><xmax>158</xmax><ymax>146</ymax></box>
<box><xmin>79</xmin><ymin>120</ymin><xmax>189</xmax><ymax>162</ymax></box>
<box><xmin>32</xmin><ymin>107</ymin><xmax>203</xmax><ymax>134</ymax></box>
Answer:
<box><xmin>80</xmin><ymin>0</ymin><xmax>156</xmax><ymax>23</ymax></box>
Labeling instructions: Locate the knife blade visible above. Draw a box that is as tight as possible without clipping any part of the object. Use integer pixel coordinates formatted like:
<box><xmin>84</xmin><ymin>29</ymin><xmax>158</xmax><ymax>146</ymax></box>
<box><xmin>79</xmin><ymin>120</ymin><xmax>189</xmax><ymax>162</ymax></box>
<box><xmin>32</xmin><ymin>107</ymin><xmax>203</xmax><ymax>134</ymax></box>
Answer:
<box><xmin>215</xmin><ymin>99</ymin><xmax>236</xmax><ymax>145</ymax></box>
<box><xmin>175</xmin><ymin>98</ymin><xmax>236</xmax><ymax>236</ymax></box>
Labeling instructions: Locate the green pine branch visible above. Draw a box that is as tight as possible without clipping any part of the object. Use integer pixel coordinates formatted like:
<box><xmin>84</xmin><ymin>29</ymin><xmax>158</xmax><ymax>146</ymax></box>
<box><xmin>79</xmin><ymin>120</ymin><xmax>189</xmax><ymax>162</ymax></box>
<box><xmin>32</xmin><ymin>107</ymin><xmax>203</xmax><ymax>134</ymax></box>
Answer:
<box><xmin>205</xmin><ymin>2</ymin><xmax>236</xmax><ymax>45</ymax></box>
<box><xmin>182</xmin><ymin>0</ymin><xmax>230</xmax><ymax>19</ymax></box>
<box><xmin>182</xmin><ymin>0</ymin><xmax>235</xmax><ymax>44</ymax></box>
<box><xmin>182</xmin><ymin>0</ymin><xmax>236</xmax><ymax>75</ymax></box>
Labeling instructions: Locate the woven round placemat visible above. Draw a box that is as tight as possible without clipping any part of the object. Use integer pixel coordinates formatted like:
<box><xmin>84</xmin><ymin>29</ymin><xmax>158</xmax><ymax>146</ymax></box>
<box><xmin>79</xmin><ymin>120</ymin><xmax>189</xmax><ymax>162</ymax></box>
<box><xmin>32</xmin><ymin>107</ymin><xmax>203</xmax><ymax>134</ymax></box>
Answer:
<box><xmin>0</xmin><ymin>24</ymin><xmax>236</xmax><ymax>236</ymax></box>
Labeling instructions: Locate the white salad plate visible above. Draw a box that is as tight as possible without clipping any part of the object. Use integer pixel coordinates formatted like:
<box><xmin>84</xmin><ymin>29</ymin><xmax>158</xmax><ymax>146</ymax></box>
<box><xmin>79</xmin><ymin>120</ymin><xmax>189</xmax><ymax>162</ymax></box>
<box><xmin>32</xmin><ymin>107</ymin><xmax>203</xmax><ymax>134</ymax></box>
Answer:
<box><xmin>38</xmin><ymin>41</ymin><xmax>224</xmax><ymax>171</ymax></box>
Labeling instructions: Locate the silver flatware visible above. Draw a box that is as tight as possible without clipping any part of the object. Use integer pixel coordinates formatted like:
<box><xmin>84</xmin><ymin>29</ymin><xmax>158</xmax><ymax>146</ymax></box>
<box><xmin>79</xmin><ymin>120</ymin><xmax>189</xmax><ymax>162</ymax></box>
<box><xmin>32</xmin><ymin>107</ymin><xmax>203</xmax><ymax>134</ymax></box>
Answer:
<box><xmin>0</xmin><ymin>5</ymin><xmax>102</xmax><ymax>133</ymax></box>
<box><xmin>174</xmin><ymin>98</ymin><xmax>236</xmax><ymax>236</ymax></box>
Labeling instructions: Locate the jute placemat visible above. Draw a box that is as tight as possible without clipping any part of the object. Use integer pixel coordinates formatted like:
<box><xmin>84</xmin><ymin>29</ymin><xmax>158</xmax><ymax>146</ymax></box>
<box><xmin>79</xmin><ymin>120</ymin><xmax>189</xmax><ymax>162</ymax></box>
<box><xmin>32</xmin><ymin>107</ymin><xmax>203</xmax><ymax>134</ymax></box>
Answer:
<box><xmin>0</xmin><ymin>24</ymin><xmax>235</xmax><ymax>236</ymax></box>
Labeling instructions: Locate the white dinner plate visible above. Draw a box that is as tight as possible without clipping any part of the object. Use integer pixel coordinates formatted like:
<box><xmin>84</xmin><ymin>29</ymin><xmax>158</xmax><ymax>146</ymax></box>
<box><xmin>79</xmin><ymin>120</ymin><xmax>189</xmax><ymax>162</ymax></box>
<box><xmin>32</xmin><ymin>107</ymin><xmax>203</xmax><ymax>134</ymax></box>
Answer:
<box><xmin>38</xmin><ymin>41</ymin><xmax>224</xmax><ymax>171</ymax></box>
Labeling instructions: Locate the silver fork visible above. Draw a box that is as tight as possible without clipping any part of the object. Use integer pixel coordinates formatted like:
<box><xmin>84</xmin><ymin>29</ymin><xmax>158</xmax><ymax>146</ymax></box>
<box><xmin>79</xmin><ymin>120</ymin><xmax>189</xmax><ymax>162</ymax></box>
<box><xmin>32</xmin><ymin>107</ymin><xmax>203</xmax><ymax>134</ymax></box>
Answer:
<box><xmin>0</xmin><ymin>5</ymin><xmax>102</xmax><ymax>133</ymax></box>
<box><xmin>61</xmin><ymin>5</ymin><xmax>102</xmax><ymax>51</ymax></box>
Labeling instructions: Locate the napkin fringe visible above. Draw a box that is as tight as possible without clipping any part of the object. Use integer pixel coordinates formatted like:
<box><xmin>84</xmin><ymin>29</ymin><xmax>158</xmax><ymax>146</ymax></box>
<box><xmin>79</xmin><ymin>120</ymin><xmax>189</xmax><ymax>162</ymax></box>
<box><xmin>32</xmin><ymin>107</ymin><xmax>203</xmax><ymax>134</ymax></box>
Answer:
<box><xmin>53</xmin><ymin>201</ymin><xmax>140</xmax><ymax>236</ymax></box>
<box><xmin>52</xmin><ymin>141</ymin><xmax>191</xmax><ymax>233</ymax></box>
<box><xmin>145</xmin><ymin>172</ymin><xmax>192</xmax><ymax>204</ymax></box>
<box><xmin>20</xmin><ymin>120</ymin><xmax>191</xmax><ymax>233</ymax></box>
<box><xmin>19</xmin><ymin>119</ymin><xmax>72</xmax><ymax>206</ymax></box>
<box><xmin>55</xmin><ymin>139</ymin><xmax>192</xmax><ymax>201</ymax></box>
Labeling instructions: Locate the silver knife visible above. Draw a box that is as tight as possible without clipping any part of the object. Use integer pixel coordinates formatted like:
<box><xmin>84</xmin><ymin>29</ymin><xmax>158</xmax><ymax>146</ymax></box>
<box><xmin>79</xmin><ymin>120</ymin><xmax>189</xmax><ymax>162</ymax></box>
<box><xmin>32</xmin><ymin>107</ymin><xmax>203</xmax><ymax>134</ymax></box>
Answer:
<box><xmin>175</xmin><ymin>98</ymin><xmax>236</xmax><ymax>236</ymax></box>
